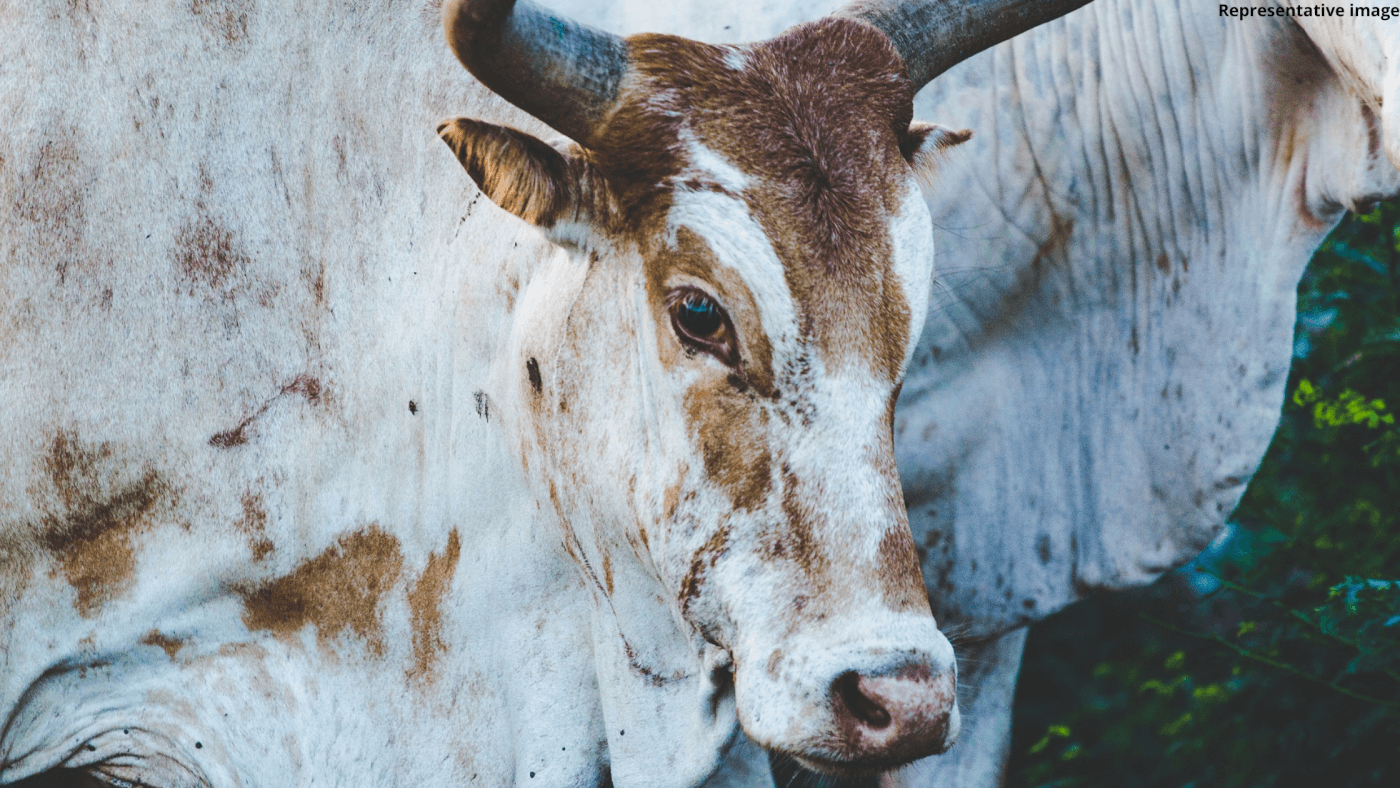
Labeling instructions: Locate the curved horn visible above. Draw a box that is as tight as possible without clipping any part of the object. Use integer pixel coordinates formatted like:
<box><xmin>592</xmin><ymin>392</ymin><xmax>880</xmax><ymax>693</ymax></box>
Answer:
<box><xmin>835</xmin><ymin>0</ymin><xmax>1094</xmax><ymax>90</ymax></box>
<box><xmin>442</xmin><ymin>0</ymin><xmax>628</xmax><ymax>146</ymax></box>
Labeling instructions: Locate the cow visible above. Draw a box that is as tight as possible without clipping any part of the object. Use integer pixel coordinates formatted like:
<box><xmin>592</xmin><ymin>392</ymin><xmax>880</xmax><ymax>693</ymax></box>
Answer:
<box><xmin>0</xmin><ymin>1</ymin><xmax>1093</xmax><ymax>787</ymax></box>
<box><xmin>541</xmin><ymin>1</ymin><xmax>1400</xmax><ymax>786</ymax></box>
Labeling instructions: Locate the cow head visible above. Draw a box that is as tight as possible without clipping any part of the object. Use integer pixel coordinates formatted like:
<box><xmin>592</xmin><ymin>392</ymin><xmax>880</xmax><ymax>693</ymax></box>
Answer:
<box><xmin>436</xmin><ymin>0</ymin><xmax>1087</xmax><ymax>777</ymax></box>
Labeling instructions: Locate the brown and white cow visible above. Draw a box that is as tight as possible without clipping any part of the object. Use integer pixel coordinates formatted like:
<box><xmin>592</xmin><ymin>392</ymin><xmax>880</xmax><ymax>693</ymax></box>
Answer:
<box><xmin>0</xmin><ymin>1</ymin><xmax>1086</xmax><ymax>786</ymax></box>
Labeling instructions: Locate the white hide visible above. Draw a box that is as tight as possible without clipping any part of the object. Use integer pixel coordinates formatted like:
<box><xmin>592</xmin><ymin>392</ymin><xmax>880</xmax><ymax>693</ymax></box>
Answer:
<box><xmin>555</xmin><ymin>1</ymin><xmax>1400</xmax><ymax>786</ymax></box>
<box><xmin>0</xmin><ymin>1</ymin><xmax>728</xmax><ymax>787</ymax></box>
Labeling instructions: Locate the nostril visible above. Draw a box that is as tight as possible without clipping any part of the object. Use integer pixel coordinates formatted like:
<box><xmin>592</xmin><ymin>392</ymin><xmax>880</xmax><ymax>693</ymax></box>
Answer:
<box><xmin>835</xmin><ymin>671</ymin><xmax>892</xmax><ymax>730</ymax></box>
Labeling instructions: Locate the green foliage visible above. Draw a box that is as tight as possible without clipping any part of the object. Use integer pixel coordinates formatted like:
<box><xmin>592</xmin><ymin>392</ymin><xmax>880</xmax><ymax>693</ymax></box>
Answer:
<box><xmin>1010</xmin><ymin>204</ymin><xmax>1400</xmax><ymax>787</ymax></box>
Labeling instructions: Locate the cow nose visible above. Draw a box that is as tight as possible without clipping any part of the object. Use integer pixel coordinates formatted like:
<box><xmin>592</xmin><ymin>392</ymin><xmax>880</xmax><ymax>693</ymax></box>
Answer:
<box><xmin>829</xmin><ymin>663</ymin><xmax>958</xmax><ymax>765</ymax></box>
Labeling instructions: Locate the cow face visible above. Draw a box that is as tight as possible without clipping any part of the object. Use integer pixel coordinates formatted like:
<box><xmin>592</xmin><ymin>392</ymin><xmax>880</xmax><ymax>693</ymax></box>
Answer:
<box><xmin>440</xmin><ymin>18</ymin><xmax>969</xmax><ymax>775</ymax></box>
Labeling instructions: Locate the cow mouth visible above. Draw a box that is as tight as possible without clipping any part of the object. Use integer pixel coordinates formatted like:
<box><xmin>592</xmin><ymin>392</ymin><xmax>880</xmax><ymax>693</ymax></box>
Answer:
<box><xmin>784</xmin><ymin>744</ymin><xmax>952</xmax><ymax>778</ymax></box>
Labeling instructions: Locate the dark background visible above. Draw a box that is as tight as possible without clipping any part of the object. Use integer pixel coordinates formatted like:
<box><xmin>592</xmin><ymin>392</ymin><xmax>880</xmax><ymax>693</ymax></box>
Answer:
<box><xmin>1009</xmin><ymin>205</ymin><xmax>1400</xmax><ymax>787</ymax></box>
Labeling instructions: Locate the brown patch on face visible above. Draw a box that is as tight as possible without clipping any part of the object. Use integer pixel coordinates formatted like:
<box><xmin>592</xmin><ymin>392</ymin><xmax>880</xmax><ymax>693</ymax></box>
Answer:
<box><xmin>684</xmin><ymin>383</ymin><xmax>772</xmax><ymax>512</ymax></box>
<box><xmin>407</xmin><ymin>529</ymin><xmax>461</xmax><ymax>682</ymax></box>
<box><xmin>39</xmin><ymin>432</ymin><xmax>166</xmax><ymax>617</ymax></box>
<box><xmin>604</xmin><ymin>20</ymin><xmax>921</xmax><ymax>381</ymax></box>
<box><xmin>874</xmin><ymin>527</ymin><xmax>929</xmax><ymax>613</ymax></box>
<box><xmin>236</xmin><ymin>493</ymin><xmax>273</xmax><ymax>561</ymax></box>
<box><xmin>765</xmin><ymin>467</ymin><xmax>826</xmax><ymax>584</ymax></box>
<box><xmin>141</xmin><ymin>630</ymin><xmax>185</xmax><ymax>660</ymax></box>
<box><xmin>678</xmin><ymin>523</ymin><xmax>732</xmax><ymax>620</ymax></box>
<box><xmin>647</xmin><ymin>227</ymin><xmax>776</xmax><ymax>396</ymax></box>
<box><xmin>239</xmin><ymin>525</ymin><xmax>404</xmax><ymax>656</ymax></box>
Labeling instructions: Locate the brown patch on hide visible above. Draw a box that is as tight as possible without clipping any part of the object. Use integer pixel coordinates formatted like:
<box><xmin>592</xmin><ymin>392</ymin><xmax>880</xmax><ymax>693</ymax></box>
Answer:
<box><xmin>175</xmin><ymin>212</ymin><xmax>250</xmax><ymax>293</ymax></box>
<box><xmin>239</xmin><ymin>526</ymin><xmax>404</xmax><ymax>656</ymax></box>
<box><xmin>10</xmin><ymin>126</ymin><xmax>95</xmax><ymax>284</ymax></box>
<box><xmin>191</xmin><ymin>0</ymin><xmax>252</xmax><ymax>45</ymax></box>
<box><xmin>210</xmin><ymin>374</ymin><xmax>324</xmax><ymax>448</ymax></box>
<box><xmin>39</xmin><ymin>432</ymin><xmax>167</xmax><ymax>617</ymax></box>
<box><xmin>236</xmin><ymin>493</ymin><xmax>274</xmax><ymax>561</ymax></box>
<box><xmin>142</xmin><ymin>630</ymin><xmax>185</xmax><ymax>659</ymax></box>
<box><xmin>606</xmin><ymin>20</ymin><xmax>921</xmax><ymax>381</ymax></box>
<box><xmin>684</xmin><ymin>384</ymin><xmax>771</xmax><ymax>512</ymax></box>
<box><xmin>408</xmin><ymin>530</ymin><xmax>461</xmax><ymax>681</ymax></box>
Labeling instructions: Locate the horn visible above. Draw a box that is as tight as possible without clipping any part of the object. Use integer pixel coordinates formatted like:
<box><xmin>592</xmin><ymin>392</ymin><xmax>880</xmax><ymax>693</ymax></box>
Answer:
<box><xmin>834</xmin><ymin>0</ymin><xmax>1094</xmax><ymax>90</ymax></box>
<box><xmin>442</xmin><ymin>0</ymin><xmax>628</xmax><ymax>147</ymax></box>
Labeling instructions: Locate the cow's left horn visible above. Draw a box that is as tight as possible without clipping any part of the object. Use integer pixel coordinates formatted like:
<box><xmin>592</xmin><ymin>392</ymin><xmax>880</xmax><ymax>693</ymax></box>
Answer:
<box><xmin>442</xmin><ymin>0</ymin><xmax>628</xmax><ymax>147</ymax></box>
<box><xmin>834</xmin><ymin>0</ymin><xmax>1094</xmax><ymax>90</ymax></box>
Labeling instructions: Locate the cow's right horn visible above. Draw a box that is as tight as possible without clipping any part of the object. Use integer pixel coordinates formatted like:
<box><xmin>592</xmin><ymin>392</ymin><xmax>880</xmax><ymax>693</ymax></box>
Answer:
<box><xmin>442</xmin><ymin>0</ymin><xmax>628</xmax><ymax>148</ymax></box>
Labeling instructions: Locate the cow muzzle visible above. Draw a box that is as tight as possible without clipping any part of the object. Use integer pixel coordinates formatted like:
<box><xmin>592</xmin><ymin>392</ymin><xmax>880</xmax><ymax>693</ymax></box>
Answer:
<box><xmin>734</xmin><ymin>623</ymin><xmax>960</xmax><ymax>776</ymax></box>
<box><xmin>823</xmin><ymin>661</ymin><xmax>959</xmax><ymax>770</ymax></box>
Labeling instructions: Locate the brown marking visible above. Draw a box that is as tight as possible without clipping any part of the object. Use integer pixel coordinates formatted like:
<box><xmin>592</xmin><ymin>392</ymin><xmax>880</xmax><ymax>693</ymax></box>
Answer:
<box><xmin>190</xmin><ymin>0</ymin><xmax>252</xmax><ymax>46</ymax></box>
<box><xmin>874</xmin><ymin>526</ymin><xmax>928</xmax><ymax>613</ymax></box>
<box><xmin>175</xmin><ymin>212</ymin><xmax>249</xmax><ymax>293</ymax></box>
<box><xmin>10</xmin><ymin>126</ymin><xmax>94</xmax><ymax>284</ymax></box>
<box><xmin>601</xmin><ymin>550</ymin><xmax>614</xmax><ymax>596</ymax></box>
<box><xmin>1155</xmin><ymin>252</ymin><xmax>1169</xmax><ymax>274</ymax></box>
<box><xmin>764</xmin><ymin>466</ymin><xmax>826</xmax><ymax>583</ymax></box>
<box><xmin>678</xmin><ymin>523</ymin><xmax>732</xmax><ymax>619</ymax></box>
<box><xmin>683</xmin><ymin>383</ymin><xmax>771</xmax><ymax>512</ymax></box>
<box><xmin>236</xmin><ymin>493</ymin><xmax>274</xmax><ymax>561</ymax></box>
<box><xmin>239</xmin><ymin>525</ymin><xmax>404</xmax><ymax>656</ymax></box>
<box><xmin>141</xmin><ymin>630</ymin><xmax>185</xmax><ymax>660</ymax></box>
<box><xmin>39</xmin><ymin>432</ymin><xmax>166</xmax><ymax>617</ymax></box>
<box><xmin>408</xmin><ymin>530</ymin><xmax>461</xmax><ymax>681</ymax></box>
<box><xmin>210</xmin><ymin>374</ymin><xmax>324</xmax><ymax>448</ymax></box>
<box><xmin>1030</xmin><ymin>213</ymin><xmax>1075</xmax><ymax>270</ymax></box>
<box><xmin>647</xmin><ymin>228</ymin><xmax>776</xmax><ymax>397</ymax></box>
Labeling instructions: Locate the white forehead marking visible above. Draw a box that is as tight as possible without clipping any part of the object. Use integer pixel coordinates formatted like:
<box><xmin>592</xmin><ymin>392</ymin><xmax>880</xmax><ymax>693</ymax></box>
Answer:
<box><xmin>678</xmin><ymin>127</ymin><xmax>751</xmax><ymax>194</ymax></box>
<box><xmin>887</xmin><ymin>180</ymin><xmax>935</xmax><ymax>375</ymax></box>
<box><xmin>666</xmin><ymin>186</ymin><xmax>798</xmax><ymax>357</ymax></box>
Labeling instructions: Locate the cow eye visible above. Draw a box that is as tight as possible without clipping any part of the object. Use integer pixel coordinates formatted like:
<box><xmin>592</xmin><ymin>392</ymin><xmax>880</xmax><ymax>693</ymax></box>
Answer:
<box><xmin>667</xmin><ymin>288</ymin><xmax>738</xmax><ymax>366</ymax></box>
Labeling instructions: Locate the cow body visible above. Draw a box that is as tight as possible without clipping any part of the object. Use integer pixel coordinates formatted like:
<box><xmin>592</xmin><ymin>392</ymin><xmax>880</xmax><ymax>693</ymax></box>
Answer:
<box><xmin>0</xmin><ymin>4</ymin><xmax>637</xmax><ymax>786</ymax></box>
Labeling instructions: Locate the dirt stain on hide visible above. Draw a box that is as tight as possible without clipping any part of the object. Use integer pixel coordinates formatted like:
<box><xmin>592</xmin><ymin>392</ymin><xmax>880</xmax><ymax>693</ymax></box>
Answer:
<box><xmin>39</xmin><ymin>432</ymin><xmax>167</xmax><ymax>617</ymax></box>
<box><xmin>239</xmin><ymin>525</ymin><xmax>403</xmax><ymax>656</ymax></box>
<box><xmin>407</xmin><ymin>529</ymin><xmax>461</xmax><ymax>682</ymax></box>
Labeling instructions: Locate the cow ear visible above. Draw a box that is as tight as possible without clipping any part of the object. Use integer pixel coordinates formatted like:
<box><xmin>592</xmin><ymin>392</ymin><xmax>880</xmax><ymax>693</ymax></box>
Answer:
<box><xmin>437</xmin><ymin>117</ymin><xmax>607</xmax><ymax>232</ymax></box>
<box><xmin>905</xmin><ymin>121</ymin><xmax>973</xmax><ymax>186</ymax></box>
